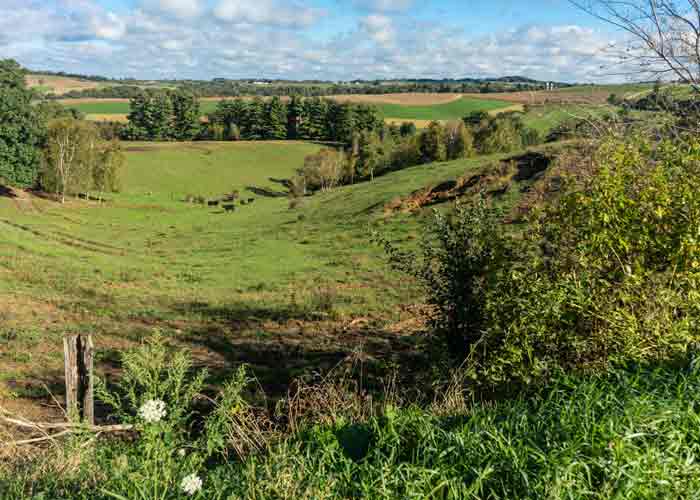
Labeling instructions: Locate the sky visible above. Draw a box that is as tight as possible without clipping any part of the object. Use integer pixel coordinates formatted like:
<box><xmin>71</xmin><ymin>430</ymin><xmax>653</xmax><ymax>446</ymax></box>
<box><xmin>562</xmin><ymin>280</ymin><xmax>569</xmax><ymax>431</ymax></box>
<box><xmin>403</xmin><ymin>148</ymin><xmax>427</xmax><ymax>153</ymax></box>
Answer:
<box><xmin>0</xmin><ymin>0</ymin><xmax>627</xmax><ymax>82</ymax></box>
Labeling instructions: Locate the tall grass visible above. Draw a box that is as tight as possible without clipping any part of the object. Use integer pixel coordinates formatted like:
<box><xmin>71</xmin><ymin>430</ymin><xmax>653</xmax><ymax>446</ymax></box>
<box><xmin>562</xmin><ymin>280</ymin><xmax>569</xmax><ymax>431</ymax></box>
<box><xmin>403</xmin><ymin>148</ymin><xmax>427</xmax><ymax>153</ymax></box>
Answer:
<box><xmin>3</xmin><ymin>365</ymin><xmax>700</xmax><ymax>498</ymax></box>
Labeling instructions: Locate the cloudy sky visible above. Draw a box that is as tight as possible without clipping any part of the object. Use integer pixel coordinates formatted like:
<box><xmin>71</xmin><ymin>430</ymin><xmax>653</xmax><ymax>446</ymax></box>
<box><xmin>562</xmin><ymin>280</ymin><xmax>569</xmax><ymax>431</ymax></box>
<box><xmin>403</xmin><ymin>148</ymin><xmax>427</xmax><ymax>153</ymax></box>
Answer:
<box><xmin>0</xmin><ymin>0</ymin><xmax>624</xmax><ymax>82</ymax></box>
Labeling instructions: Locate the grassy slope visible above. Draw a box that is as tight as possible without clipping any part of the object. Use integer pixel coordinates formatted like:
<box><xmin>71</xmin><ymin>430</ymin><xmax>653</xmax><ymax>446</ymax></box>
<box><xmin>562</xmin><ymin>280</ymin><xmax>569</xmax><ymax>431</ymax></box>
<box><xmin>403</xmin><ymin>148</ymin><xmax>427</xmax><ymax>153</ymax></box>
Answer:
<box><xmin>0</xmin><ymin>140</ymin><xmax>528</xmax><ymax>409</ymax></box>
<box><xmin>377</xmin><ymin>96</ymin><xmax>511</xmax><ymax>120</ymax></box>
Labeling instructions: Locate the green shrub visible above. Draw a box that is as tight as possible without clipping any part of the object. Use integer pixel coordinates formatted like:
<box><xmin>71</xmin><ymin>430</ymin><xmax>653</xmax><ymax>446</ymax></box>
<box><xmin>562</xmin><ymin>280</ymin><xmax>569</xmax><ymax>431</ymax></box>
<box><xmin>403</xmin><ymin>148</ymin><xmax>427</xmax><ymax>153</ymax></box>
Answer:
<box><xmin>375</xmin><ymin>195</ymin><xmax>510</xmax><ymax>357</ymax></box>
<box><xmin>381</xmin><ymin>135</ymin><xmax>700</xmax><ymax>388</ymax></box>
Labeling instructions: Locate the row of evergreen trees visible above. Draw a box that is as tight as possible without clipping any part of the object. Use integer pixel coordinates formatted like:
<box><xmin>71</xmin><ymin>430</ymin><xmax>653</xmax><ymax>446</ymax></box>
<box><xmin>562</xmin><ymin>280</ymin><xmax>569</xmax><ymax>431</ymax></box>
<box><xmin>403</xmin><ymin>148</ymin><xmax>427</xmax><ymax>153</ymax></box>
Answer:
<box><xmin>123</xmin><ymin>90</ymin><xmax>201</xmax><ymax>141</ymax></box>
<box><xmin>121</xmin><ymin>91</ymin><xmax>385</xmax><ymax>144</ymax></box>
<box><xmin>206</xmin><ymin>96</ymin><xmax>384</xmax><ymax>144</ymax></box>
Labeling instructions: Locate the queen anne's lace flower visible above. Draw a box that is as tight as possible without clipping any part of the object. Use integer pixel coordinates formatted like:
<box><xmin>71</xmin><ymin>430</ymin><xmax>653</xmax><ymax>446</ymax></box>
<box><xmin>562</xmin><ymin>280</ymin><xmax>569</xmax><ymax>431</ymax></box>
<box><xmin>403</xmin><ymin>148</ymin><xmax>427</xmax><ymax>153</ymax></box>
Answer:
<box><xmin>138</xmin><ymin>399</ymin><xmax>166</xmax><ymax>423</ymax></box>
<box><xmin>181</xmin><ymin>473</ymin><xmax>203</xmax><ymax>496</ymax></box>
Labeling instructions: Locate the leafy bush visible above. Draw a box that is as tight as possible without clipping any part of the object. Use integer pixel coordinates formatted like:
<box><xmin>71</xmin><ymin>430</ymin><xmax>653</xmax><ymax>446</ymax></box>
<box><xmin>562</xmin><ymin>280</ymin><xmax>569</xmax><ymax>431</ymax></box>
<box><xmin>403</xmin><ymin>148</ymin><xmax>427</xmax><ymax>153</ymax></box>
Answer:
<box><xmin>375</xmin><ymin>196</ymin><xmax>510</xmax><ymax>356</ymax></box>
<box><xmin>382</xmin><ymin>135</ymin><xmax>700</xmax><ymax>388</ymax></box>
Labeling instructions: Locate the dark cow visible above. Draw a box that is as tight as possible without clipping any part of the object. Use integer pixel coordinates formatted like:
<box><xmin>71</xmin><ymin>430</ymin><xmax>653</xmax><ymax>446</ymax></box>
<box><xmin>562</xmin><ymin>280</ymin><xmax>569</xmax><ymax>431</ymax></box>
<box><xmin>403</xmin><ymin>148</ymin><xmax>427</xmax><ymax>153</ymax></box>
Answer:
<box><xmin>247</xmin><ymin>198</ymin><xmax>255</xmax><ymax>203</ymax></box>
<box><xmin>208</xmin><ymin>200</ymin><xmax>220</xmax><ymax>207</ymax></box>
<box><xmin>222</xmin><ymin>204</ymin><xmax>236</xmax><ymax>212</ymax></box>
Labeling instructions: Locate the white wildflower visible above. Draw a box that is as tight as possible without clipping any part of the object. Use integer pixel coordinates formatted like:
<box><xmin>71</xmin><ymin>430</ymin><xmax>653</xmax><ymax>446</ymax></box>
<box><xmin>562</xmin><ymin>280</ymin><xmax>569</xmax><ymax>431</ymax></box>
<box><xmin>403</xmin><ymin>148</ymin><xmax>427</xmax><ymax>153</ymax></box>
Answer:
<box><xmin>138</xmin><ymin>399</ymin><xmax>166</xmax><ymax>423</ymax></box>
<box><xmin>181</xmin><ymin>473</ymin><xmax>203</xmax><ymax>496</ymax></box>
<box><xmin>178</xmin><ymin>448</ymin><xmax>187</xmax><ymax>457</ymax></box>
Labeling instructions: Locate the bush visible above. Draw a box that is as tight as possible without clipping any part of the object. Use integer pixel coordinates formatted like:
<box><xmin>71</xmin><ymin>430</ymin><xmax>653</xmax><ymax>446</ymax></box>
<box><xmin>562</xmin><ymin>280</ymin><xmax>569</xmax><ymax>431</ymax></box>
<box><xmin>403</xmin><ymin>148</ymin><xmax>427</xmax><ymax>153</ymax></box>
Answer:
<box><xmin>382</xmin><ymin>135</ymin><xmax>700</xmax><ymax>388</ymax></box>
<box><xmin>375</xmin><ymin>195</ymin><xmax>510</xmax><ymax>356</ymax></box>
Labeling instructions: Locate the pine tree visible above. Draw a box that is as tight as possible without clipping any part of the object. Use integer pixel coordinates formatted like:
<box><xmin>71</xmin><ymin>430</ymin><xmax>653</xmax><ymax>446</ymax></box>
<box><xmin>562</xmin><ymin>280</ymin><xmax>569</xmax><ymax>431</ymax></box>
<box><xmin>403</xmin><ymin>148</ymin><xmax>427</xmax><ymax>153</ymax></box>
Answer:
<box><xmin>245</xmin><ymin>97</ymin><xmax>266</xmax><ymax>140</ymax></box>
<box><xmin>287</xmin><ymin>96</ymin><xmax>302</xmax><ymax>139</ymax></box>
<box><xmin>306</xmin><ymin>97</ymin><xmax>328</xmax><ymax>140</ymax></box>
<box><xmin>334</xmin><ymin>103</ymin><xmax>356</xmax><ymax>145</ymax></box>
<box><xmin>171</xmin><ymin>90</ymin><xmax>200</xmax><ymax>141</ymax></box>
<box><xmin>264</xmin><ymin>96</ymin><xmax>287</xmax><ymax>140</ymax></box>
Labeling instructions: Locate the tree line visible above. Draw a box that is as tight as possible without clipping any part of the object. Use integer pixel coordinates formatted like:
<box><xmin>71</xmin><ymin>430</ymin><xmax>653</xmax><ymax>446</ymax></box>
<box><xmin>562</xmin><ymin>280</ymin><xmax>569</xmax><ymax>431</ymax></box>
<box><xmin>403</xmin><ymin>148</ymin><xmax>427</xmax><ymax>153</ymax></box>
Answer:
<box><xmin>54</xmin><ymin>80</ymin><xmax>570</xmax><ymax>100</ymax></box>
<box><xmin>0</xmin><ymin>59</ymin><xmax>124</xmax><ymax>202</ymax></box>
<box><xmin>120</xmin><ymin>91</ymin><xmax>385</xmax><ymax>144</ymax></box>
<box><xmin>294</xmin><ymin>112</ymin><xmax>542</xmax><ymax>193</ymax></box>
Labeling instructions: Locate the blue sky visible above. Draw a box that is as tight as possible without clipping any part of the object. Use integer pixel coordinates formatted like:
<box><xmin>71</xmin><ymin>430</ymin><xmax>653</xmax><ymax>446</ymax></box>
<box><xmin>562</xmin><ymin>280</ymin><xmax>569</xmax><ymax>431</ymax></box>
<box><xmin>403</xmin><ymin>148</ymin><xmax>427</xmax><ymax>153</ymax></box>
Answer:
<box><xmin>0</xmin><ymin>0</ymin><xmax>624</xmax><ymax>82</ymax></box>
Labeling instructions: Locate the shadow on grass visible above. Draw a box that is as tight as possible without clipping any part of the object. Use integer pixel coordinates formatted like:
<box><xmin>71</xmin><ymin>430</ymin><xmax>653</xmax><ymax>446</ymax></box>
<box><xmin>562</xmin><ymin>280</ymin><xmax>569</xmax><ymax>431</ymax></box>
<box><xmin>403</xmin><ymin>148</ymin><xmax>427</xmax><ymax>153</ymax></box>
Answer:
<box><xmin>245</xmin><ymin>186</ymin><xmax>288</xmax><ymax>198</ymax></box>
<box><xmin>172</xmin><ymin>300</ymin><xmax>426</xmax><ymax>401</ymax></box>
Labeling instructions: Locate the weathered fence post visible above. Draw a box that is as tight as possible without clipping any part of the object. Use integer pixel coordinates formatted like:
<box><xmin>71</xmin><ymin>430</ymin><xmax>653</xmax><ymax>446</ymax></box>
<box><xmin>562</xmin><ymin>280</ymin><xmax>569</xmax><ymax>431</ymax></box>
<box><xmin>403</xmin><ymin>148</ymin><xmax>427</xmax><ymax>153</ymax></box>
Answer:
<box><xmin>63</xmin><ymin>334</ymin><xmax>94</xmax><ymax>425</ymax></box>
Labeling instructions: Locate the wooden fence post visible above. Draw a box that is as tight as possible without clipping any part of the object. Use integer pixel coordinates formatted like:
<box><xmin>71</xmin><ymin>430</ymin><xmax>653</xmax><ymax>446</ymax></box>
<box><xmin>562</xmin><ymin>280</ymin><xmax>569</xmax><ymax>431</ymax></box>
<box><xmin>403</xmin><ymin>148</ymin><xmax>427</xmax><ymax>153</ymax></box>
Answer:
<box><xmin>63</xmin><ymin>334</ymin><xmax>94</xmax><ymax>425</ymax></box>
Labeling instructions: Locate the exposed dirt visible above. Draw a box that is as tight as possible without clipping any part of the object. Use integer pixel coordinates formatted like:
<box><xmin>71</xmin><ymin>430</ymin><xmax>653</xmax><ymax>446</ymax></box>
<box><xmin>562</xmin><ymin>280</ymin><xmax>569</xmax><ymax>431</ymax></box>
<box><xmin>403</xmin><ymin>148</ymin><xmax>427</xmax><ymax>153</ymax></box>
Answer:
<box><xmin>384</xmin><ymin>150</ymin><xmax>559</xmax><ymax>216</ymax></box>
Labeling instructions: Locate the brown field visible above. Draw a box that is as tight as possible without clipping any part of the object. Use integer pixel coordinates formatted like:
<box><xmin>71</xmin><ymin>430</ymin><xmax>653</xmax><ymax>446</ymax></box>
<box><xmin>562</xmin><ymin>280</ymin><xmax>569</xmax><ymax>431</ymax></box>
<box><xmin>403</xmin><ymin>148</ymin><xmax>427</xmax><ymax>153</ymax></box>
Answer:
<box><xmin>26</xmin><ymin>74</ymin><xmax>105</xmax><ymax>95</ymax></box>
<box><xmin>328</xmin><ymin>93</ymin><xmax>464</xmax><ymax>105</ymax></box>
<box><xmin>86</xmin><ymin>113</ymin><xmax>129</xmax><ymax>122</ymax></box>
<box><xmin>462</xmin><ymin>89</ymin><xmax>617</xmax><ymax>105</ymax></box>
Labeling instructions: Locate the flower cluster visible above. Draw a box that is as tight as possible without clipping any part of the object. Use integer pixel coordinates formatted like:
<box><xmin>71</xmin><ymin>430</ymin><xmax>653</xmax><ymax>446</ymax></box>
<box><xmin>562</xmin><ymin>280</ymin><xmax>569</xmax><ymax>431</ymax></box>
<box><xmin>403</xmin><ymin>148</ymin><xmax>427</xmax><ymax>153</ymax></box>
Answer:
<box><xmin>181</xmin><ymin>473</ymin><xmax>203</xmax><ymax>496</ymax></box>
<box><xmin>138</xmin><ymin>399</ymin><xmax>167</xmax><ymax>423</ymax></box>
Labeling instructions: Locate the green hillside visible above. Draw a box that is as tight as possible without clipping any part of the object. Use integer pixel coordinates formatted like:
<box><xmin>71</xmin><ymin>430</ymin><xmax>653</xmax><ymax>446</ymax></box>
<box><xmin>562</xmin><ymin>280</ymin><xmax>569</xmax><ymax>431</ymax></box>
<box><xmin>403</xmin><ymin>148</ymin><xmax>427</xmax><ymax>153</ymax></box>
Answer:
<box><xmin>377</xmin><ymin>96</ymin><xmax>511</xmax><ymax>120</ymax></box>
<box><xmin>0</xmin><ymin>140</ymin><xmax>541</xmax><ymax>409</ymax></box>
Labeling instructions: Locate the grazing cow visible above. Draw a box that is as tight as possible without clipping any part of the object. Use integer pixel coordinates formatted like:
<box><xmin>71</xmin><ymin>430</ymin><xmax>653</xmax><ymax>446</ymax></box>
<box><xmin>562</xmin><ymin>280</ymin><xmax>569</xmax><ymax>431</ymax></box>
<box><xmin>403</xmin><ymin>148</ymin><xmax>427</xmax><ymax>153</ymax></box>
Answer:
<box><xmin>222</xmin><ymin>204</ymin><xmax>235</xmax><ymax>212</ymax></box>
<box><xmin>247</xmin><ymin>198</ymin><xmax>255</xmax><ymax>203</ymax></box>
<box><xmin>208</xmin><ymin>200</ymin><xmax>219</xmax><ymax>207</ymax></box>
<box><xmin>240</xmin><ymin>200</ymin><xmax>247</xmax><ymax>206</ymax></box>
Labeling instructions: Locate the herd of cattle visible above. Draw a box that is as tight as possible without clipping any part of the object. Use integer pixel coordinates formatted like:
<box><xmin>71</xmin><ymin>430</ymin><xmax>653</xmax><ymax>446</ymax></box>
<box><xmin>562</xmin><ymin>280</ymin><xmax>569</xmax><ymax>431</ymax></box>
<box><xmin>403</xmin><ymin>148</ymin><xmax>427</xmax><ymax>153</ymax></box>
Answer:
<box><xmin>206</xmin><ymin>197</ymin><xmax>256</xmax><ymax>212</ymax></box>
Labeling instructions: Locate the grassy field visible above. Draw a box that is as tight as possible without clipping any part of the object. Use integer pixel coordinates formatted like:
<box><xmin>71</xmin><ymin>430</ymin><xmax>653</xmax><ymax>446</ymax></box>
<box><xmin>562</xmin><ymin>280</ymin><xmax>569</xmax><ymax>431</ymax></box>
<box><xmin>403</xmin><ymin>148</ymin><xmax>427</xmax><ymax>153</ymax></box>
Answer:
<box><xmin>372</xmin><ymin>96</ymin><xmax>511</xmax><ymax>120</ymax></box>
<box><xmin>0</xmin><ymin>139</ymin><xmax>541</xmax><ymax>421</ymax></box>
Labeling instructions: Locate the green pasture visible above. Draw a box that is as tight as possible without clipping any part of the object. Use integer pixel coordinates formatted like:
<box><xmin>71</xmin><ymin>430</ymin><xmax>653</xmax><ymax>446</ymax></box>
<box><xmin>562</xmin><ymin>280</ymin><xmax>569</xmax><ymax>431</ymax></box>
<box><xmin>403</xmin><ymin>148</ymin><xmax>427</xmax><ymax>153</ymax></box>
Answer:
<box><xmin>0</xmin><ymin>139</ymin><xmax>537</xmax><ymax>402</ymax></box>
<box><xmin>378</xmin><ymin>97</ymin><xmax>511</xmax><ymax>120</ymax></box>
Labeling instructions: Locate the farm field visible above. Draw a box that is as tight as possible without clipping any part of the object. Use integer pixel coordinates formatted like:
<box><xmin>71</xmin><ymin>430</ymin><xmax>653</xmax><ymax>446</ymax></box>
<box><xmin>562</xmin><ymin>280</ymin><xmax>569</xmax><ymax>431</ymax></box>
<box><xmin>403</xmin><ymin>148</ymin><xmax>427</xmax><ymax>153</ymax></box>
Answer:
<box><xmin>61</xmin><ymin>94</ymin><xmax>515</xmax><ymax>124</ymax></box>
<box><xmin>464</xmin><ymin>83</ymin><xmax>654</xmax><ymax>105</ymax></box>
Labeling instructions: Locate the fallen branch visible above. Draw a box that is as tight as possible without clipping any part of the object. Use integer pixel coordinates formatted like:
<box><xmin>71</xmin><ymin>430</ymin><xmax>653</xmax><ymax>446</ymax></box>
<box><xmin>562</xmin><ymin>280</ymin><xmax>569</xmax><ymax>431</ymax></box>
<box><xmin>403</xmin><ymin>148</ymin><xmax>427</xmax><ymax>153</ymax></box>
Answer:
<box><xmin>0</xmin><ymin>409</ymin><xmax>135</xmax><ymax>447</ymax></box>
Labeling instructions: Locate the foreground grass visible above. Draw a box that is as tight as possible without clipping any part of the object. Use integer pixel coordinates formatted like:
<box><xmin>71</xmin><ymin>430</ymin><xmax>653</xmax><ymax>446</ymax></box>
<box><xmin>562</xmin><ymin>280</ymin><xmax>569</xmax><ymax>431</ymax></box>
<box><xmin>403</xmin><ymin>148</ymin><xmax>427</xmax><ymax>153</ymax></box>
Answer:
<box><xmin>3</xmin><ymin>364</ymin><xmax>699</xmax><ymax>499</ymax></box>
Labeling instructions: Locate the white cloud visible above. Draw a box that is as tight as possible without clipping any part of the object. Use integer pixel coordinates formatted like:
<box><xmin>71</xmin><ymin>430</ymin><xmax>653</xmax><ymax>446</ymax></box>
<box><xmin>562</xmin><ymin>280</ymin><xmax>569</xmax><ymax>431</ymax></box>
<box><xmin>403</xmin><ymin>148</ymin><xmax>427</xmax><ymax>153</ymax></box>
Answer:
<box><xmin>213</xmin><ymin>0</ymin><xmax>324</xmax><ymax>28</ymax></box>
<box><xmin>143</xmin><ymin>0</ymin><xmax>204</xmax><ymax>19</ymax></box>
<box><xmin>361</xmin><ymin>14</ymin><xmax>396</xmax><ymax>47</ymax></box>
<box><xmin>91</xmin><ymin>12</ymin><xmax>127</xmax><ymax>40</ymax></box>
<box><xmin>0</xmin><ymin>0</ymin><xmax>623</xmax><ymax>83</ymax></box>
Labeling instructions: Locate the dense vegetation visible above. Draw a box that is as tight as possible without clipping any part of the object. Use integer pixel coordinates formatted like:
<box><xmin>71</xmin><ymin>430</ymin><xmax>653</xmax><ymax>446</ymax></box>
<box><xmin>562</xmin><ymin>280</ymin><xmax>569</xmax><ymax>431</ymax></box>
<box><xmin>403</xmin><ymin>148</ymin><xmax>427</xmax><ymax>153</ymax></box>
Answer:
<box><xmin>0</xmin><ymin>60</ymin><xmax>46</xmax><ymax>187</ymax></box>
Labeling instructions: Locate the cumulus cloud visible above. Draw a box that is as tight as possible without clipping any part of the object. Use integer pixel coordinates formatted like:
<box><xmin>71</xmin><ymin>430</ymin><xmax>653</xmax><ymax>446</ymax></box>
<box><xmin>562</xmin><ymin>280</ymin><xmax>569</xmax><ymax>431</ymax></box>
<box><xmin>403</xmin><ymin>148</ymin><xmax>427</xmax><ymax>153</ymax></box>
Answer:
<box><xmin>361</xmin><ymin>14</ymin><xmax>396</xmax><ymax>47</ymax></box>
<box><xmin>0</xmin><ymin>0</ymin><xmax>621</xmax><ymax>83</ymax></box>
<box><xmin>143</xmin><ymin>0</ymin><xmax>204</xmax><ymax>19</ymax></box>
<box><xmin>213</xmin><ymin>0</ymin><xmax>324</xmax><ymax>28</ymax></box>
